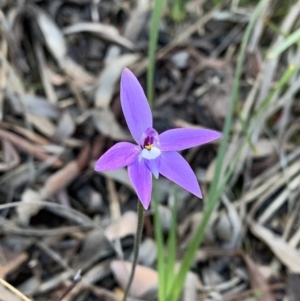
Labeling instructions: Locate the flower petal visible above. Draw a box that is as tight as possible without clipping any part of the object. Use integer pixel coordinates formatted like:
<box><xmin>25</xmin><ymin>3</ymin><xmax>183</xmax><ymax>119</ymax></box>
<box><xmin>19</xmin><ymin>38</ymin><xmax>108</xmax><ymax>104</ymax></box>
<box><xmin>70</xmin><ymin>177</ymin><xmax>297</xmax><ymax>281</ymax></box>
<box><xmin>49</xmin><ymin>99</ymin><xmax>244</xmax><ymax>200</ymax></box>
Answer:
<box><xmin>159</xmin><ymin>151</ymin><xmax>202</xmax><ymax>198</ymax></box>
<box><xmin>159</xmin><ymin>128</ymin><xmax>222</xmax><ymax>151</ymax></box>
<box><xmin>141</xmin><ymin>146</ymin><xmax>161</xmax><ymax>160</ymax></box>
<box><xmin>145</xmin><ymin>157</ymin><xmax>160</xmax><ymax>179</ymax></box>
<box><xmin>95</xmin><ymin>142</ymin><xmax>139</xmax><ymax>171</ymax></box>
<box><xmin>128</xmin><ymin>159</ymin><xmax>152</xmax><ymax>210</ymax></box>
<box><xmin>121</xmin><ymin>68</ymin><xmax>152</xmax><ymax>143</ymax></box>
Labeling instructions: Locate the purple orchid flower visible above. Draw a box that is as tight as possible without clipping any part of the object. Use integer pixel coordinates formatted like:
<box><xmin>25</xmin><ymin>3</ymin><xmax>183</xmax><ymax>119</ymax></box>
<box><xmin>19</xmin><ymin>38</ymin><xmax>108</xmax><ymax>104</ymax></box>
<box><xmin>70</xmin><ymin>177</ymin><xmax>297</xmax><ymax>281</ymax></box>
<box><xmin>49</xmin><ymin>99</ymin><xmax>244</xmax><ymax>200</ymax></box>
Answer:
<box><xmin>95</xmin><ymin>68</ymin><xmax>222</xmax><ymax>210</ymax></box>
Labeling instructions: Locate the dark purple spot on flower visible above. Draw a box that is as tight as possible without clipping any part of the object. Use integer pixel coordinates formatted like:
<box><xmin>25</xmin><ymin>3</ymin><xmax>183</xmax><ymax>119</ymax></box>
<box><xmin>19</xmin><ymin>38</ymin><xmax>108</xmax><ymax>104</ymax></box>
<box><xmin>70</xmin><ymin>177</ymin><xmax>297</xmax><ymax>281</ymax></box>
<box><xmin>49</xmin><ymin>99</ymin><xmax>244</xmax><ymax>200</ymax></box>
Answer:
<box><xmin>143</xmin><ymin>136</ymin><xmax>154</xmax><ymax>149</ymax></box>
<box><xmin>140</xmin><ymin>127</ymin><xmax>160</xmax><ymax>150</ymax></box>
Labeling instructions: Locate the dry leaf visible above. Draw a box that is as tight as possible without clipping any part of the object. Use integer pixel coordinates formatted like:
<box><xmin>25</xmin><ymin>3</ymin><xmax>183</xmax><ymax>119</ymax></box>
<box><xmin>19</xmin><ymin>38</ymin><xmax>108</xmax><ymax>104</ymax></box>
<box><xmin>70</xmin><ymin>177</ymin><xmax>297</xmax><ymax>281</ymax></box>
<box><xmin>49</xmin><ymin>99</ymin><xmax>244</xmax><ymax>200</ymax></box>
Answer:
<box><xmin>249</xmin><ymin>221</ymin><xmax>300</xmax><ymax>273</ymax></box>
<box><xmin>78</xmin><ymin>229</ymin><xmax>113</xmax><ymax>267</ymax></box>
<box><xmin>0</xmin><ymin>140</ymin><xmax>20</xmax><ymax>171</ymax></box>
<box><xmin>61</xmin><ymin>57</ymin><xmax>94</xmax><ymax>85</ymax></box>
<box><xmin>215</xmin><ymin>196</ymin><xmax>242</xmax><ymax>249</ymax></box>
<box><xmin>17</xmin><ymin>188</ymin><xmax>43</xmax><ymax>226</ymax></box>
<box><xmin>27</xmin><ymin>115</ymin><xmax>56</xmax><ymax>137</ymax></box>
<box><xmin>41</xmin><ymin>145</ymin><xmax>89</xmax><ymax>198</ymax></box>
<box><xmin>63</xmin><ymin>22</ymin><xmax>136</xmax><ymax>50</ymax></box>
<box><xmin>8</xmin><ymin>93</ymin><xmax>59</xmax><ymax>119</ymax></box>
<box><xmin>0</xmin><ymin>253</ymin><xmax>28</xmax><ymax>278</ymax></box>
<box><xmin>34</xmin><ymin>6</ymin><xmax>66</xmax><ymax>62</ymax></box>
<box><xmin>0</xmin><ymin>121</ymin><xmax>50</xmax><ymax>145</ymax></box>
<box><xmin>122</xmin><ymin>0</ymin><xmax>150</xmax><ymax>42</ymax></box>
<box><xmin>215</xmin><ymin>212</ymin><xmax>233</xmax><ymax>242</ymax></box>
<box><xmin>183</xmin><ymin>272</ymin><xmax>200</xmax><ymax>301</ymax></box>
<box><xmin>41</xmin><ymin>161</ymin><xmax>80</xmax><ymax>198</ymax></box>
<box><xmin>253</xmin><ymin>139</ymin><xmax>276</xmax><ymax>158</ymax></box>
<box><xmin>170</xmin><ymin>51</ymin><xmax>190</xmax><ymax>69</ymax></box>
<box><xmin>138</xmin><ymin>238</ymin><xmax>157</xmax><ymax>266</ymax></box>
<box><xmin>105</xmin><ymin>211</ymin><xmax>137</xmax><ymax>241</ymax></box>
<box><xmin>243</xmin><ymin>255</ymin><xmax>275</xmax><ymax>301</ymax></box>
<box><xmin>51</xmin><ymin>110</ymin><xmax>75</xmax><ymax>143</ymax></box>
<box><xmin>34</xmin><ymin>41</ymin><xmax>58</xmax><ymax>105</ymax></box>
<box><xmin>94</xmin><ymin>54</ymin><xmax>139</xmax><ymax>108</ymax></box>
<box><xmin>20</xmin><ymin>95</ymin><xmax>60</xmax><ymax>119</ymax></box>
<box><xmin>32</xmin><ymin>6</ymin><xmax>93</xmax><ymax>85</ymax></box>
<box><xmin>0</xmin><ymin>129</ymin><xmax>63</xmax><ymax>167</ymax></box>
<box><xmin>111</xmin><ymin>261</ymin><xmax>158</xmax><ymax>297</ymax></box>
<box><xmin>93</xmin><ymin>108</ymin><xmax>132</xmax><ymax>141</ymax></box>
<box><xmin>17</xmin><ymin>276</ymin><xmax>41</xmax><ymax>297</ymax></box>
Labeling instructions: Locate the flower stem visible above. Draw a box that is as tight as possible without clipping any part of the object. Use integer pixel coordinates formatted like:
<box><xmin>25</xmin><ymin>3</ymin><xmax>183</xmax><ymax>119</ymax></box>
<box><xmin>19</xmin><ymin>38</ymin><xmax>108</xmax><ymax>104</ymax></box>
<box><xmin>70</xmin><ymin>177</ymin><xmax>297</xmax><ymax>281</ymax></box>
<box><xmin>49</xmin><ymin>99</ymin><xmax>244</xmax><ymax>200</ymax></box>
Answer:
<box><xmin>122</xmin><ymin>201</ymin><xmax>144</xmax><ymax>301</ymax></box>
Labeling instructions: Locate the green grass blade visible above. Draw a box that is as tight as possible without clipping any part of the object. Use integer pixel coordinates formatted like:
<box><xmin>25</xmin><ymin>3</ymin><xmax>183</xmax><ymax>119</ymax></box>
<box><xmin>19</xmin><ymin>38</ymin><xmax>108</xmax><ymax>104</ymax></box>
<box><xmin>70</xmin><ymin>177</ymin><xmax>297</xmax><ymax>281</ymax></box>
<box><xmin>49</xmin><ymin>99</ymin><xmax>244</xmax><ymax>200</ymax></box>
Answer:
<box><xmin>147</xmin><ymin>0</ymin><xmax>166</xmax><ymax>107</ymax></box>
<box><xmin>222</xmin><ymin>64</ymin><xmax>298</xmax><ymax>197</ymax></box>
<box><xmin>255</xmin><ymin>65</ymin><xmax>296</xmax><ymax>115</ymax></box>
<box><xmin>264</xmin><ymin>18</ymin><xmax>288</xmax><ymax>37</ymax></box>
<box><xmin>166</xmin><ymin>0</ymin><xmax>271</xmax><ymax>300</ymax></box>
<box><xmin>165</xmin><ymin>187</ymin><xmax>178</xmax><ymax>293</ymax></box>
<box><xmin>236</xmin><ymin>64</ymin><xmax>296</xmax><ymax>155</ymax></box>
<box><xmin>147</xmin><ymin>1</ymin><xmax>167</xmax><ymax>299</ymax></box>
<box><xmin>171</xmin><ymin>0</ymin><xmax>186</xmax><ymax>22</ymax></box>
<box><xmin>217</xmin><ymin>65</ymin><xmax>297</xmax><ymax>196</ymax></box>
<box><xmin>153</xmin><ymin>183</ymin><xmax>166</xmax><ymax>300</ymax></box>
<box><xmin>213</xmin><ymin>0</ymin><xmax>224</xmax><ymax>5</ymax></box>
<box><xmin>268</xmin><ymin>27</ymin><xmax>300</xmax><ymax>58</ymax></box>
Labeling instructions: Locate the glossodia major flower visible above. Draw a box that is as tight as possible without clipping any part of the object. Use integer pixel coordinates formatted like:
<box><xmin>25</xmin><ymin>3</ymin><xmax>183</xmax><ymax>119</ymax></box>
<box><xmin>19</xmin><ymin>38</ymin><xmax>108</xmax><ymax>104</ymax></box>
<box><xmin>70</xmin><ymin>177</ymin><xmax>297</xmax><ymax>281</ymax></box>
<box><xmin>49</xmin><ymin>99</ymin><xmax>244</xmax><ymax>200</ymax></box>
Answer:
<box><xmin>95</xmin><ymin>68</ymin><xmax>222</xmax><ymax>210</ymax></box>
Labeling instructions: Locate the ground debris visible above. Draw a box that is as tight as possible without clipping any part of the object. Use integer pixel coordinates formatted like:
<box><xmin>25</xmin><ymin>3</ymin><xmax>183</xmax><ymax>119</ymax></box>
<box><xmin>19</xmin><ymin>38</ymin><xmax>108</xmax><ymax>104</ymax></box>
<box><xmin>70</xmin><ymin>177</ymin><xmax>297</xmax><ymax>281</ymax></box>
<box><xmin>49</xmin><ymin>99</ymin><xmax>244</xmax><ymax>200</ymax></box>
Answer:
<box><xmin>0</xmin><ymin>0</ymin><xmax>298</xmax><ymax>300</ymax></box>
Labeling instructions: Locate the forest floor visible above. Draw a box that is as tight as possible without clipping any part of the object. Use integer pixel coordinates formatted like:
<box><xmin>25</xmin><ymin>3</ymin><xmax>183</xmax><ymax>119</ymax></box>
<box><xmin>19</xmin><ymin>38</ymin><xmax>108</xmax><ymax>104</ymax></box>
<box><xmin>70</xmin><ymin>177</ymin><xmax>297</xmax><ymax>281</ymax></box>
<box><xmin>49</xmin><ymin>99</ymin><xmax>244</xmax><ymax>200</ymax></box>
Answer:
<box><xmin>0</xmin><ymin>0</ymin><xmax>299</xmax><ymax>300</ymax></box>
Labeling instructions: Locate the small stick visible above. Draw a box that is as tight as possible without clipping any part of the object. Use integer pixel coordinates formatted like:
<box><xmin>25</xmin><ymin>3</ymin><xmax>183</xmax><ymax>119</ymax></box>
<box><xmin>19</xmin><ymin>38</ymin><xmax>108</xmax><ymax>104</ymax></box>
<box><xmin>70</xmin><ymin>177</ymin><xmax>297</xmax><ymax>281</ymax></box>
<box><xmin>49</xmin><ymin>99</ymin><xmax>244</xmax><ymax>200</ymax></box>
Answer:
<box><xmin>0</xmin><ymin>277</ymin><xmax>32</xmax><ymax>301</ymax></box>
<box><xmin>122</xmin><ymin>201</ymin><xmax>144</xmax><ymax>301</ymax></box>
<box><xmin>56</xmin><ymin>270</ymin><xmax>82</xmax><ymax>301</ymax></box>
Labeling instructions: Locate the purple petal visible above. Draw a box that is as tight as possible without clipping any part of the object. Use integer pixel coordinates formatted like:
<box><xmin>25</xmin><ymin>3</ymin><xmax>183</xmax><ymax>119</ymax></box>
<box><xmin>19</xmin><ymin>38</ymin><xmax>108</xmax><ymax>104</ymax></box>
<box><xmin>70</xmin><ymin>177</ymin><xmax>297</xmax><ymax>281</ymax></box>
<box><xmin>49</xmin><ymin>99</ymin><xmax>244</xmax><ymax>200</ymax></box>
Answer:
<box><xmin>159</xmin><ymin>128</ymin><xmax>222</xmax><ymax>151</ymax></box>
<box><xmin>159</xmin><ymin>152</ymin><xmax>202</xmax><ymax>198</ymax></box>
<box><xmin>145</xmin><ymin>157</ymin><xmax>160</xmax><ymax>179</ymax></box>
<box><xmin>120</xmin><ymin>68</ymin><xmax>152</xmax><ymax>143</ymax></box>
<box><xmin>95</xmin><ymin>142</ymin><xmax>139</xmax><ymax>171</ymax></box>
<box><xmin>128</xmin><ymin>159</ymin><xmax>152</xmax><ymax>210</ymax></box>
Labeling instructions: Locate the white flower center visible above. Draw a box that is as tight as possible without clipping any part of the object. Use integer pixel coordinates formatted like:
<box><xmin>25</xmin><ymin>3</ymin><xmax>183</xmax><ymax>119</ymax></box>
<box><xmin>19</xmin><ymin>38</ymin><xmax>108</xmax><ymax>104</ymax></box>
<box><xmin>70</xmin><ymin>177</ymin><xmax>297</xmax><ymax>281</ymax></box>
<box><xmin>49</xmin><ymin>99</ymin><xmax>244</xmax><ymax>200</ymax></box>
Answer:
<box><xmin>141</xmin><ymin>147</ymin><xmax>161</xmax><ymax>160</ymax></box>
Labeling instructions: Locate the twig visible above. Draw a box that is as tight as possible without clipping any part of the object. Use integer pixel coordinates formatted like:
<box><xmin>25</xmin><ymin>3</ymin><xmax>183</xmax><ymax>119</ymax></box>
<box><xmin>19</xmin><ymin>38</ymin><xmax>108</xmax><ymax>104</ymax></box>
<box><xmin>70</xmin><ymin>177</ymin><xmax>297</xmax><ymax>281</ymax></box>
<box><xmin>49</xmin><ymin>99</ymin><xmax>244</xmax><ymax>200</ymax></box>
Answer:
<box><xmin>222</xmin><ymin>282</ymin><xmax>285</xmax><ymax>301</ymax></box>
<box><xmin>122</xmin><ymin>201</ymin><xmax>144</xmax><ymax>301</ymax></box>
<box><xmin>0</xmin><ymin>277</ymin><xmax>32</xmax><ymax>301</ymax></box>
<box><xmin>55</xmin><ymin>270</ymin><xmax>82</xmax><ymax>301</ymax></box>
